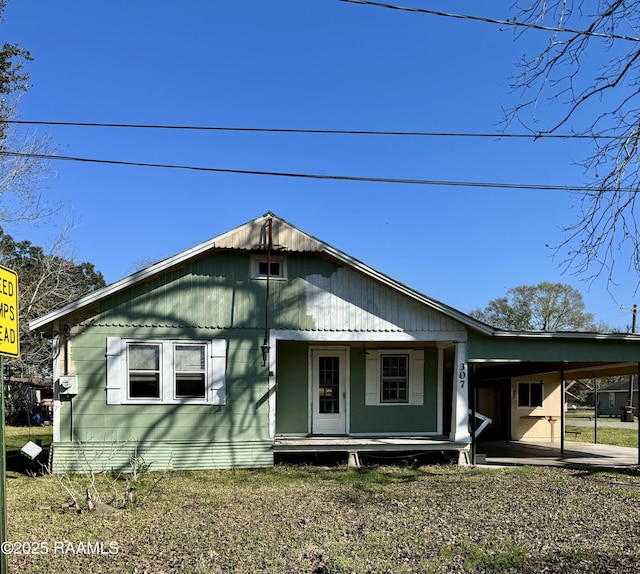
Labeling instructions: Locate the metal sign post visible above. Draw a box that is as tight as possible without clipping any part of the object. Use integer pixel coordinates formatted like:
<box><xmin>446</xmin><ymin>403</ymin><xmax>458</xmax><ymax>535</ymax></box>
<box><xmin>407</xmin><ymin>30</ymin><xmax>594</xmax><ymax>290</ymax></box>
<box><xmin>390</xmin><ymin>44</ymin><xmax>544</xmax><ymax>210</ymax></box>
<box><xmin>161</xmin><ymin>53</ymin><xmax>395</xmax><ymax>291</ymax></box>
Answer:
<box><xmin>1</xmin><ymin>354</ymin><xmax>7</xmax><ymax>574</ymax></box>
<box><xmin>0</xmin><ymin>265</ymin><xmax>19</xmax><ymax>574</ymax></box>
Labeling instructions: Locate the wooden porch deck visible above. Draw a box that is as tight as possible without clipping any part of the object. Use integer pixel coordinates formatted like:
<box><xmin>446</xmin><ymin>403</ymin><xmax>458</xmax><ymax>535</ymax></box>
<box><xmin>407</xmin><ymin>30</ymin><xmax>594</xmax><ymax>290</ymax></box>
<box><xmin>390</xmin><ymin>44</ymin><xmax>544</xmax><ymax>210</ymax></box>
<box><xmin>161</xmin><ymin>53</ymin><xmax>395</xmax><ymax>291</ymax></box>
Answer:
<box><xmin>273</xmin><ymin>435</ymin><xmax>471</xmax><ymax>465</ymax></box>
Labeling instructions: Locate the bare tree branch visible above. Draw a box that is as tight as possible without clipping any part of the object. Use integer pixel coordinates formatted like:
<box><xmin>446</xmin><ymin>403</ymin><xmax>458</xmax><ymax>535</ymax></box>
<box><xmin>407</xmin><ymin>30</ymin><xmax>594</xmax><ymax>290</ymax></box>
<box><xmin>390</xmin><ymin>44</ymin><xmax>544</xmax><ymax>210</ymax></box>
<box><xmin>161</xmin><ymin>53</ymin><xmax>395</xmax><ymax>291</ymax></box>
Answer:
<box><xmin>507</xmin><ymin>1</ymin><xmax>640</xmax><ymax>291</ymax></box>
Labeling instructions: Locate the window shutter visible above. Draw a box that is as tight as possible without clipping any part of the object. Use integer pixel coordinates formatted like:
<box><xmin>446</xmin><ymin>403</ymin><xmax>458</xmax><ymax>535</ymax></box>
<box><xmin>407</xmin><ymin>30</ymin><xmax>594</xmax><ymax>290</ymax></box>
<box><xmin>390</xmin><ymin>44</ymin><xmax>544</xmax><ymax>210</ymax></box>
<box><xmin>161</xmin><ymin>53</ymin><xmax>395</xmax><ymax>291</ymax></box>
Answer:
<box><xmin>410</xmin><ymin>350</ymin><xmax>424</xmax><ymax>406</ymax></box>
<box><xmin>210</xmin><ymin>339</ymin><xmax>226</xmax><ymax>405</ymax></box>
<box><xmin>365</xmin><ymin>353</ymin><xmax>378</xmax><ymax>405</ymax></box>
<box><xmin>106</xmin><ymin>337</ymin><xmax>123</xmax><ymax>405</ymax></box>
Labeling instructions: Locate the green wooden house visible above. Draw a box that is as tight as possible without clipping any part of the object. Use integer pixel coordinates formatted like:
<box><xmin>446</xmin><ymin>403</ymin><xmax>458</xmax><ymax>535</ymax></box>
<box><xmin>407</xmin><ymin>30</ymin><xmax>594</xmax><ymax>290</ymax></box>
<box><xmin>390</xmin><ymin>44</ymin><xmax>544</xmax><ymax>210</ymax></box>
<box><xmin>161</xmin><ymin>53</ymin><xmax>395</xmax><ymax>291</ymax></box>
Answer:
<box><xmin>30</xmin><ymin>212</ymin><xmax>640</xmax><ymax>471</ymax></box>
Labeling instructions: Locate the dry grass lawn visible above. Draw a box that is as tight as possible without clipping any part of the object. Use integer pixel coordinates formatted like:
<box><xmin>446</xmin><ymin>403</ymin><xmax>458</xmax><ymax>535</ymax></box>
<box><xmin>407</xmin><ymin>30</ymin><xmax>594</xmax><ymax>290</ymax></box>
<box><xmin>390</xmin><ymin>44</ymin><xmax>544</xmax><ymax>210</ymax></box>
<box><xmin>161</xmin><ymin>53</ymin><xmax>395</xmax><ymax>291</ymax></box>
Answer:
<box><xmin>4</xmin><ymin>462</ymin><xmax>640</xmax><ymax>573</ymax></box>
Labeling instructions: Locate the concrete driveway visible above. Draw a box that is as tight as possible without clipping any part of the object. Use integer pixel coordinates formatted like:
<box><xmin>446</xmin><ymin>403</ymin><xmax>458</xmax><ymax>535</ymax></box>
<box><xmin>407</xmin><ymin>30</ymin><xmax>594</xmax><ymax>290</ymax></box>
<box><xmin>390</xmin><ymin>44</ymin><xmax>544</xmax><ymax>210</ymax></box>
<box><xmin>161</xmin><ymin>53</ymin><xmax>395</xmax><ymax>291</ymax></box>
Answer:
<box><xmin>477</xmin><ymin>439</ymin><xmax>640</xmax><ymax>469</ymax></box>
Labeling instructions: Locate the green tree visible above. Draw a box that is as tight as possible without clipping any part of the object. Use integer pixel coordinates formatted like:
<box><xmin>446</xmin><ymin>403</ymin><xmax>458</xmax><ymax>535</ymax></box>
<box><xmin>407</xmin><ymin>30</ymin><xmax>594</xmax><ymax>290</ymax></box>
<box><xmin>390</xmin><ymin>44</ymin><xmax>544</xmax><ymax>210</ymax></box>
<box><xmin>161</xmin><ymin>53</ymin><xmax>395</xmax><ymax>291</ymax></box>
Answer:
<box><xmin>470</xmin><ymin>282</ymin><xmax>598</xmax><ymax>331</ymax></box>
<box><xmin>0</xmin><ymin>228</ymin><xmax>106</xmax><ymax>380</ymax></box>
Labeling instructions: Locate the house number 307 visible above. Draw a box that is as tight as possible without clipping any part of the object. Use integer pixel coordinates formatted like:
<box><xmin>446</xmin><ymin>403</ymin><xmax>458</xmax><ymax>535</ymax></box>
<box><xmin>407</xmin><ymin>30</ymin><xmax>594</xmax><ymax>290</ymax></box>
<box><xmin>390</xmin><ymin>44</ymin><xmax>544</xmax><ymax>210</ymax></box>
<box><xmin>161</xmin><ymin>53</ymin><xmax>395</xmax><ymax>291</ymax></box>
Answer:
<box><xmin>458</xmin><ymin>363</ymin><xmax>467</xmax><ymax>387</ymax></box>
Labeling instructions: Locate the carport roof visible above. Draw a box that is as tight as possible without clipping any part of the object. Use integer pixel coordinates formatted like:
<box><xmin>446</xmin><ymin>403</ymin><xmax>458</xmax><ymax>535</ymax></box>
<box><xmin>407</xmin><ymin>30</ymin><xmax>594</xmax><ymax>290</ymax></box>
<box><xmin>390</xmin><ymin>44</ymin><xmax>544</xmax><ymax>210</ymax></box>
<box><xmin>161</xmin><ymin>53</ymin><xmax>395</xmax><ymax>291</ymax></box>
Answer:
<box><xmin>469</xmin><ymin>328</ymin><xmax>640</xmax><ymax>382</ymax></box>
<box><xmin>472</xmin><ymin>361</ymin><xmax>639</xmax><ymax>383</ymax></box>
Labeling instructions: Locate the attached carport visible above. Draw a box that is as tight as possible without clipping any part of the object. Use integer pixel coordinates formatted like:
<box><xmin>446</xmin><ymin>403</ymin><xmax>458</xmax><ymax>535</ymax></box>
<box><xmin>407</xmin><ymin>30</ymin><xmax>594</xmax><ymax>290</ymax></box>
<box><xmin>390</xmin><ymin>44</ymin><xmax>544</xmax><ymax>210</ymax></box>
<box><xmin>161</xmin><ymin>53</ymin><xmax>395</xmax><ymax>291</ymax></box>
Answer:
<box><xmin>466</xmin><ymin>329</ymin><xmax>640</xmax><ymax>466</ymax></box>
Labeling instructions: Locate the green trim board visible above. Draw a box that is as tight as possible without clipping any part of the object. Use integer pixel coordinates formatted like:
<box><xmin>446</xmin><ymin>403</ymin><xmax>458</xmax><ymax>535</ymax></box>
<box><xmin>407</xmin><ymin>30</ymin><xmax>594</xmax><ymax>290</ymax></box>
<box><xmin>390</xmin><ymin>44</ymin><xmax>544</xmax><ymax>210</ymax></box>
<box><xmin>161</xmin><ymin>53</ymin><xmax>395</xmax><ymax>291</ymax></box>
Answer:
<box><xmin>467</xmin><ymin>330</ymin><xmax>640</xmax><ymax>363</ymax></box>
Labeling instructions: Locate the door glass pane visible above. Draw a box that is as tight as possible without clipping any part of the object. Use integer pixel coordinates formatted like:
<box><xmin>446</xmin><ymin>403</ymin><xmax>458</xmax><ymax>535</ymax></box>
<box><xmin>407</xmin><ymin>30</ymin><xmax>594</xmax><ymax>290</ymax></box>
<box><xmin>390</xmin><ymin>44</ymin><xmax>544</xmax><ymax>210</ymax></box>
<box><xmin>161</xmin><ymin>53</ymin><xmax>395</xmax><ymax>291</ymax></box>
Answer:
<box><xmin>319</xmin><ymin>356</ymin><xmax>340</xmax><ymax>414</ymax></box>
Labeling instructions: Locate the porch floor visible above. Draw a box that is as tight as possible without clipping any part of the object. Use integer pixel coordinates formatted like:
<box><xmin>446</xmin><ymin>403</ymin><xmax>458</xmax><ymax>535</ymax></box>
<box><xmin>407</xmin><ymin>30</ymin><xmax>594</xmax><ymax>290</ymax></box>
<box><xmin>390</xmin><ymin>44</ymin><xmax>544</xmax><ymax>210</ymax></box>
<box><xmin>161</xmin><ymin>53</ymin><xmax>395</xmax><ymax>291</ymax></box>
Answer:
<box><xmin>273</xmin><ymin>435</ymin><xmax>469</xmax><ymax>455</ymax></box>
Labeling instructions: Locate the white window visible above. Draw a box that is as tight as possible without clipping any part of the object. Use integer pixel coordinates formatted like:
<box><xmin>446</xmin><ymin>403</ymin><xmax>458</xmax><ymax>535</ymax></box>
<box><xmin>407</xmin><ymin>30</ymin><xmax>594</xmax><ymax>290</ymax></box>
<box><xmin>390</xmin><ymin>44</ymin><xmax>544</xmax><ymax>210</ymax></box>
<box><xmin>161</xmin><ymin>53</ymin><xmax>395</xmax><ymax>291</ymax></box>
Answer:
<box><xmin>609</xmin><ymin>392</ymin><xmax>615</xmax><ymax>409</ymax></box>
<box><xmin>250</xmin><ymin>255</ymin><xmax>287</xmax><ymax>280</ymax></box>
<box><xmin>365</xmin><ymin>350</ymin><xmax>424</xmax><ymax>406</ymax></box>
<box><xmin>380</xmin><ymin>354</ymin><xmax>409</xmax><ymax>403</ymax></box>
<box><xmin>517</xmin><ymin>381</ymin><xmax>543</xmax><ymax>408</ymax></box>
<box><xmin>106</xmin><ymin>338</ymin><xmax>226</xmax><ymax>405</ymax></box>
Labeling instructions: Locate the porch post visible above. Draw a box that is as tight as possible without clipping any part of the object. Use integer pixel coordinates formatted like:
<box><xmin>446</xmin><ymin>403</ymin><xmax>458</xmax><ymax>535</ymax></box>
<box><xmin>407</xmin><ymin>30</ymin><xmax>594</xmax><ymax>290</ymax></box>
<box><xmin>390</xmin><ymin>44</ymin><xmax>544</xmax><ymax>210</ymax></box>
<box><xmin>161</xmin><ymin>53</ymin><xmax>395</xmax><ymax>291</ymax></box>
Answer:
<box><xmin>450</xmin><ymin>342</ymin><xmax>470</xmax><ymax>442</ymax></box>
<box><xmin>560</xmin><ymin>371</ymin><xmax>565</xmax><ymax>456</ymax></box>
<box><xmin>470</xmin><ymin>363</ymin><xmax>477</xmax><ymax>464</ymax></box>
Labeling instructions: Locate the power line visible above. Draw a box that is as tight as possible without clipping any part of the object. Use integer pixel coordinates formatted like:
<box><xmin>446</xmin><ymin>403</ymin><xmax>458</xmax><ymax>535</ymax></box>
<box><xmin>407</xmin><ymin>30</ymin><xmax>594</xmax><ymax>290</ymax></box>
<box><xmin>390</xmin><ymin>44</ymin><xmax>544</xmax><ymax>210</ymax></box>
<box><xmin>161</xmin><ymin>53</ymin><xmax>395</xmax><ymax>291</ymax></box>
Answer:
<box><xmin>1</xmin><ymin>149</ymin><xmax>635</xmax><ymax>192</ymax></box>
<box><xmin>4</xmin><ymin>120</ymin><xmax>623</xmax><ymax>139</ymax></box>
<box><xmin>338</xmin><ymin>0</ymin><xmax>640</xmax><ymax>42</ymax></box>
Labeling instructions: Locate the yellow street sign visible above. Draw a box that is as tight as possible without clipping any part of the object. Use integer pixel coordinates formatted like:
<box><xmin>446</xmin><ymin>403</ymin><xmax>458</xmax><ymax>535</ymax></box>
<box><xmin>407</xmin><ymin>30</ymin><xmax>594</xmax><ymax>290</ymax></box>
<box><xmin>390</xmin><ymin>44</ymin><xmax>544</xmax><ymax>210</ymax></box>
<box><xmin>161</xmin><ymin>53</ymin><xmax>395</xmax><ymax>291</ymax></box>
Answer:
<box><xmin>0</xmin><ymin>265</ymin><xmax>19</xmax><ymax>357</ymax></box>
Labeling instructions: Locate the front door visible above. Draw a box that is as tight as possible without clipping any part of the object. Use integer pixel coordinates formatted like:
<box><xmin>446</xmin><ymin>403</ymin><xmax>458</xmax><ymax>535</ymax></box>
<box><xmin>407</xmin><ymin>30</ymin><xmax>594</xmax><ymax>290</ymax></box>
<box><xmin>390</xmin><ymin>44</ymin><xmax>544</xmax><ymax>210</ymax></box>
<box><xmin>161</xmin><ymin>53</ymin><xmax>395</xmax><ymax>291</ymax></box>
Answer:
<box><xmin>312</xmin><ymin>349</ymin><xmax>347</xmax><ymax>435</ymax></box>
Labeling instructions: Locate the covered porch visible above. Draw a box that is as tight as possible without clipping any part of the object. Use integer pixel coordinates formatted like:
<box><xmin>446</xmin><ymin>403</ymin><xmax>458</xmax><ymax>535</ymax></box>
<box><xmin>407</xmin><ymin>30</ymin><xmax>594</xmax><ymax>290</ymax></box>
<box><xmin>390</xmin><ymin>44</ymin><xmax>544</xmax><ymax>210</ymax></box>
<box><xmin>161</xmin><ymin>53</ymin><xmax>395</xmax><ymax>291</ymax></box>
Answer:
<box><xmin>271</xmin><ymin>334</ymin><xmax>472</xmax><ymax>464</ymax></box>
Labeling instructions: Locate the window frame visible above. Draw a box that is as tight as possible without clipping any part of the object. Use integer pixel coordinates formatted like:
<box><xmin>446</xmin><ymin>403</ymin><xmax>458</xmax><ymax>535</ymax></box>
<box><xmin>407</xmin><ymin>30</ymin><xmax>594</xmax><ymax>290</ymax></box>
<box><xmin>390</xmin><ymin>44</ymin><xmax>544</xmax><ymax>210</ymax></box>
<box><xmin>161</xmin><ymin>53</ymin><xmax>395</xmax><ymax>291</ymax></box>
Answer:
<box><xmin>173</xmin><ymin>343</ymin><xmax>208</xmax><ymax>399</ymax></box>
<box><xmin>107</xmin><ymin>338</ymin><xmax>226</xmax><ymax>406</ymax></box>
<box><xmin>250</xmin><ymin>255</ymin><xmax>287</xmax><ymax>280</ymax></box>
<box><xmin>127</xmin><ymin>342</ymin><xmax>162</xmax><ymax>400</ymax></box>
<box><xmin>380</xmin><ymin>353</ymin><xmax>410</xmax><ymax>404</ymax></box>
<box><xmin>517</xmin><ymin>381</ymin><xmax>544</xmax><ymax>409</ymax></box>
<box><xmin>365</xmin><ymin>349</ymin><xmax>424</xmax><ymax>407</ymax></box>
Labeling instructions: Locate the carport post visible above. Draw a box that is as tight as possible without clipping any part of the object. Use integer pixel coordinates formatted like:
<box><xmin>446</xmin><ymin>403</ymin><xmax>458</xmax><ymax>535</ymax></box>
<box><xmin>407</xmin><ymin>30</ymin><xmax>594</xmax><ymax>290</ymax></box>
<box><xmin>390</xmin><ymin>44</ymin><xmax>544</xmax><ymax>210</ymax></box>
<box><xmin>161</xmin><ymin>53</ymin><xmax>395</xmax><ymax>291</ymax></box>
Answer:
<box><xmin>594</xmin><ymin>375</ymin><xmax>598</xmax><ymax>445</ymax></box>
<box><xmin>560</xmin><ymin>372</ymin><xmax>565</xmax><ymax>456</ymax></box>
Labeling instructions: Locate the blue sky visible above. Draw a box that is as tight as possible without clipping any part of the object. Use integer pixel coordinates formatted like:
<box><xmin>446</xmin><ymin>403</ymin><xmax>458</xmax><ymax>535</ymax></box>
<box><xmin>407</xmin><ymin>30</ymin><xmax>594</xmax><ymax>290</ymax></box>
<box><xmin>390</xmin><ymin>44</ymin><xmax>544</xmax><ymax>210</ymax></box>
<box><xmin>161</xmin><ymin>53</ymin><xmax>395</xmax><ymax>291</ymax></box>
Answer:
<box><xmin>2</xmin><ymin>0</ymin><xmax>636</xmax><ymax>329</ymax></box>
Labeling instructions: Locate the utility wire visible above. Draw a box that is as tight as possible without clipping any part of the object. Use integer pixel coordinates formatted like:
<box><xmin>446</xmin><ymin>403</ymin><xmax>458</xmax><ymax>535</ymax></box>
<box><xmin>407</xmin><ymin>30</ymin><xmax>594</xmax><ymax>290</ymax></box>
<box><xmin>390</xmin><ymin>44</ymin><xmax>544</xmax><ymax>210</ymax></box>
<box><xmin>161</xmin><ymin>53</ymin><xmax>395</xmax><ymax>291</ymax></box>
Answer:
<box><xmin>5</xmin><ymin>120</ymin><xmax>623</xmax><ymax>140</ymax></box>
<box><xmin>338</xmin><ymin>0</ymin><xmax>640</xmax><ymax>42</ymax></box>
<box><xmin>1</xmin><ymin>149</ymin><xmax>633</xmax><ymax>192</ymax></box>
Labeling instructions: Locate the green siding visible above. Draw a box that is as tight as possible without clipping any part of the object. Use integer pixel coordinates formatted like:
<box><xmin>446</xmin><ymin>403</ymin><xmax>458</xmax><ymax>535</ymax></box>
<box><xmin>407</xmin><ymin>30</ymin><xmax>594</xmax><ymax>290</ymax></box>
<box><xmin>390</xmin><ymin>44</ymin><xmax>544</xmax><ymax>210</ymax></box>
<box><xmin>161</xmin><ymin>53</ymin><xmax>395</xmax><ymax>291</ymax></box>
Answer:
<box><xmin>57</xmin><ymin>250</ymin><xmax>455</xmax><ymax>471</ymax></box>
<box><xmin>62</xmin><ymin>324</ymin><xmax>272</xmax><ymax>470</ymax></box>
<box><xmin>52</xmin><ymin>440</ymin><xmax>273</xmax><ymax>473</ymax></box>
<box><xmin>62</xmin><ymin>252</ymin><xmax>321</xmax><ymax>471</ymax></box>
<box><xmin>275</xmin><ymin>341</ymin><xmax>309</xmax><ymax>434</ymax></box>
<box><xmin>274</xmin><ymin>344</ymin><xmax>440</xmax><ymax>435</ymax></box>
<box><xmin>94</xmin><ymin>252</ymin><xmax>320</xmax><ymax>331</ymax></box>
<box><xmin>349</xmin><ymin>347</ymin><xmax>439</xmax><ymax>434</ymax></box>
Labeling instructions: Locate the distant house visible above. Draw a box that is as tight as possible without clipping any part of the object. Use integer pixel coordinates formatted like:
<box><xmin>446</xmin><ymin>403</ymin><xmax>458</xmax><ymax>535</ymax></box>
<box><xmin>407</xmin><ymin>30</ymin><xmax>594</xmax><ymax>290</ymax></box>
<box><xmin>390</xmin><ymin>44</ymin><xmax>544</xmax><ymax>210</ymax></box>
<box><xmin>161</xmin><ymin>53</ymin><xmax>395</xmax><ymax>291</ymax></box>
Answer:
<box><xmin>29</xmin><ymin>212</ymin><xmax>640</xmax><ymax>471</ymax></box>
<box><xmin>597</xmin><ymin>378</ymin><xmax>639</xmax><ymax>417</ymax></box>
<box><xmin>4</xmin><ymin>377</ymin><xmax>53</xmax><ymax>425</ymax></box>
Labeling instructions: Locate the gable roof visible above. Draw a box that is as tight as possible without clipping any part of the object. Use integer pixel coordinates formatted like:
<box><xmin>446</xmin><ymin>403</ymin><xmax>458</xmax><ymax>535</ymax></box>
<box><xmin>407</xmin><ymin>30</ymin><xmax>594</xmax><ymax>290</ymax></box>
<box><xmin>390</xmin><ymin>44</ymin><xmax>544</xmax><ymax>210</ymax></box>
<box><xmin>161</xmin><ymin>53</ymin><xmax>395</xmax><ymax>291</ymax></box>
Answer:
<box><xmin>29</xmin><ymin>211</ymin><xmax>494</xmax><ymax>334</ymax></box>
<box><xmin>599</xmin><ymin>378</ymin><xmax>639</xmax><ymax>393</ymax></box>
